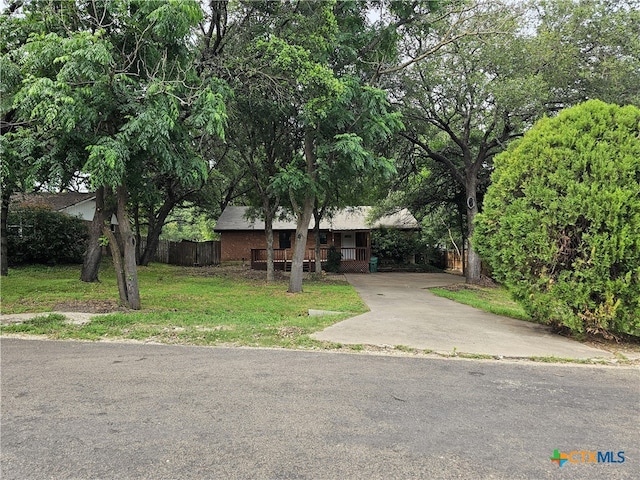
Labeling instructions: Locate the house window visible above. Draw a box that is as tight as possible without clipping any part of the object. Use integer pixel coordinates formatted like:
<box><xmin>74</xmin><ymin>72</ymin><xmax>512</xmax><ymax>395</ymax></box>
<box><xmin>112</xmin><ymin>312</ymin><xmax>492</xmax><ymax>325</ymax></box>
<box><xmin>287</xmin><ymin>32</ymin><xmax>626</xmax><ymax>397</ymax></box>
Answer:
<box><xmin>319</xmin><ymin>232</ymin><xmax>328</xmax><ymax>245</ymax></box>
<box><xmin>279</xmin><ymin>231</ymin><xmax>292</xmax><ymax>249</ymax></box>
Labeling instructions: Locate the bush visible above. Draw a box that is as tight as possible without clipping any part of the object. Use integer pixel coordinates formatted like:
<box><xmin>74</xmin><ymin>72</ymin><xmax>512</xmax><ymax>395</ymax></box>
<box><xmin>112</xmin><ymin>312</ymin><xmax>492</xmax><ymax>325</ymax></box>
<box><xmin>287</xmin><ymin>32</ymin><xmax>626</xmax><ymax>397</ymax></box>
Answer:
<box><xmin>325</xmin><ymin>245</ymin><xmax>341</xmax><ymax>272</ymax></box>
<box><xmin>474</xmin><ymin>100</ymin><xmax>640</xmax><ymax>338</ymax></box>
<box><xmin>371</xmin><ymin>227</ymin><xmax>418</xmax><ymax>264</ymax></box>
<box><xmin>7</xmin><ymin>206</ymin><xmax>89</xmax><ymax>266</ymax></box>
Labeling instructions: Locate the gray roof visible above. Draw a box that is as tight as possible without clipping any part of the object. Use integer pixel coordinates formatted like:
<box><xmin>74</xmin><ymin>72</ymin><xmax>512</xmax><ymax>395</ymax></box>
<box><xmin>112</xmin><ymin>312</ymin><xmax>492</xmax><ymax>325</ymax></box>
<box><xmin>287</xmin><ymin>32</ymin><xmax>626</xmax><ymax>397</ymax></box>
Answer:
<box><xmin>10</xmin><ymin>192</ymin><xmax>95</xmax><ymax>211</ymax></box>
<box><xmin>214</xmin><ymin>206</ymin><xmax>418</xmax><ymax>231</ymax></box>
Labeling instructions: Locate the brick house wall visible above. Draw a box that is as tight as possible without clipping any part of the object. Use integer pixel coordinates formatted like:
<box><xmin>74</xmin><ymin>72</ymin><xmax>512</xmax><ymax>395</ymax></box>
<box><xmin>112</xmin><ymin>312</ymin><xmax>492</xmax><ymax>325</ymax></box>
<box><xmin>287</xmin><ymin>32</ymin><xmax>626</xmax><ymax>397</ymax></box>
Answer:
<box><xmin>220</xmin><ymin>230</ymin><xmax>345</xmax><ymax>262</ymax></box>
<box><xmin>220</xmin><ymin>231</ymin><xmax>264</xmax><ymax>262</ymax></box>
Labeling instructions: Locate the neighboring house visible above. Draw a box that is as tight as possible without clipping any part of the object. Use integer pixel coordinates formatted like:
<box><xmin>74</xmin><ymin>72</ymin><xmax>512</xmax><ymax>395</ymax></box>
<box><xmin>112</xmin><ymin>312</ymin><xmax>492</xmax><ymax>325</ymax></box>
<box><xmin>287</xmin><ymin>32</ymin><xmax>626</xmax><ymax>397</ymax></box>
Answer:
<box><xmin>214</xmin><ymin>206</ymin><xmax>418</xmax><ymax>273</ymax></box>
<box><xmin>10</xmin><ymin>192</ymin><xmax>117</xmax><ymax>225</ymax></box>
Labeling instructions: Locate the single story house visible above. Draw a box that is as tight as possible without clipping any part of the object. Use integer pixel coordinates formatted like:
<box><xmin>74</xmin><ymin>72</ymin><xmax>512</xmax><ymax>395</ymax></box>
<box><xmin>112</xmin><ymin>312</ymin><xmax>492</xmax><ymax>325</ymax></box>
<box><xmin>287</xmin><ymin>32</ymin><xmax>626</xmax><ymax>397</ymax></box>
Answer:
<box><xmin>10</xmin><ymin>192</ymin><xmax>117</xmax><ymax>224</ymax></box>
<box><xmin>214</xmin><ymin>206</ymin><xmax>418</xmax><ymax>273</ymax></box>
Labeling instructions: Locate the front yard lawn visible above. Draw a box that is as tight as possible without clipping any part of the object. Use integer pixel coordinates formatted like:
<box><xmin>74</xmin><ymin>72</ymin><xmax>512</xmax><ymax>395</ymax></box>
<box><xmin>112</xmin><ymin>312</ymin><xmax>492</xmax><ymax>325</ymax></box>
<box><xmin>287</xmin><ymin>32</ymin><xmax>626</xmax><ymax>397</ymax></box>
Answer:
<box><xmin>0</xmin><ymin>263</ymin><xmax>367</xmax><ymax>348</ymax></box>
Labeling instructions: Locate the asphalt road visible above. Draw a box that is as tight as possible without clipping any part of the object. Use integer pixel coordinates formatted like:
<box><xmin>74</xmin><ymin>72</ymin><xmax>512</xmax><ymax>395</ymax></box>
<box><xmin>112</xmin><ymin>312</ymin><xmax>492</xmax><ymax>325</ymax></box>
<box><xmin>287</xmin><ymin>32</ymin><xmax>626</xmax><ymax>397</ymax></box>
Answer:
<box><xmin>1</xmin><ymin>339</ymin><xmax>638</xmax><ymax>480</ymax></box>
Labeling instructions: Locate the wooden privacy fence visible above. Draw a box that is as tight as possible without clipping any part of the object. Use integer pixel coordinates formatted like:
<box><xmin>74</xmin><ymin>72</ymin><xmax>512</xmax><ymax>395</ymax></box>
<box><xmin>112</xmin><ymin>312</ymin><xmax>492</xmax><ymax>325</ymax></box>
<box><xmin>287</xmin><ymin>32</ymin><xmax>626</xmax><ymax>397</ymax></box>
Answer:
<box><xmin>139</xmin><ymin>239</ymin><xmax>220</xmax><ymax>266</ymax></box>
<box><xmin>444</xmin><ymin>250</ymin><xmax>492</xmax><ymax>277</ymax></box>
<box><xmin>445</xmin><ymin>250</ymin><xmax>466</xmax><ymax>272</ymax></box>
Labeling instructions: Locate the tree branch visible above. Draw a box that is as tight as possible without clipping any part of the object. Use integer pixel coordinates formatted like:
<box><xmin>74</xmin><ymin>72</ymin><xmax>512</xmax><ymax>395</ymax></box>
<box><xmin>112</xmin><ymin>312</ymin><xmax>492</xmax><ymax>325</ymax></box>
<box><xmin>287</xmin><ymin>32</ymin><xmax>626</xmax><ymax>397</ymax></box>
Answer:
<box><xmin>398</xmin><ymin>131</ymin><xmax>466</xmax><ymax>186</ymax></box>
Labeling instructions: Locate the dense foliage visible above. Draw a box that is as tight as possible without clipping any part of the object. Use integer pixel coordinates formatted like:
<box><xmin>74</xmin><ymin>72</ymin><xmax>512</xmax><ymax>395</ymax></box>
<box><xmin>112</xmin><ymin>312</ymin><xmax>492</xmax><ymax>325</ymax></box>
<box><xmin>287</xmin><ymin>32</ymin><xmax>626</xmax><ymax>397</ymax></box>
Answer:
<box><xmin>2</xmin><ymin>0</ymin><xmax>227</xmax><ymax>306</ymax></box>
<box><xmin>3</xmin><ymin>0</ymin><xmax>639</xmax><ymax>300</ymax></box>
<box><xmin>474</xmin><ymin>101</ymin><xmax>640</xmax><ymax>337</ymax></box>
<box><xmin>325</xmin><ymin>246</ymin><xmax>342</xmax><ymax>273</ymax></box>
<box><xmin>371</xmin><ymin>228</ymin><xmax>418</xmax><ymax>264</ymax></box>
<box><xmin>7</xmin><ymin>206</ymin><xmax>88</xmax><ymax>266</ymax></box>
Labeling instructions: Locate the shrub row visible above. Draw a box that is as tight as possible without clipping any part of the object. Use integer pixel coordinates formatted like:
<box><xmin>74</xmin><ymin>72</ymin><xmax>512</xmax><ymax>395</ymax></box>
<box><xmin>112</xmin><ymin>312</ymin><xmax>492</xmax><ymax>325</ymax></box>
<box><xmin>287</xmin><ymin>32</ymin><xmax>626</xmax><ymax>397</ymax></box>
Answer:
<box><xmin>8</xmin><ymin>206</ymin><xmax>88</xmax><ymax>266</ymax></box>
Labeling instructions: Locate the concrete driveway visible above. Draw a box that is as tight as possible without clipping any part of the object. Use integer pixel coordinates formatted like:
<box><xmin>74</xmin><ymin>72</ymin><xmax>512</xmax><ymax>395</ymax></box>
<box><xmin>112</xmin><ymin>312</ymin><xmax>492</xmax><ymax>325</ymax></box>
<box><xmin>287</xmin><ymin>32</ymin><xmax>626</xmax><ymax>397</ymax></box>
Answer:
<box><xmin>312</xmin><ymin>273</ymin><xmax>613</xmax><ymax>359</ymax></box>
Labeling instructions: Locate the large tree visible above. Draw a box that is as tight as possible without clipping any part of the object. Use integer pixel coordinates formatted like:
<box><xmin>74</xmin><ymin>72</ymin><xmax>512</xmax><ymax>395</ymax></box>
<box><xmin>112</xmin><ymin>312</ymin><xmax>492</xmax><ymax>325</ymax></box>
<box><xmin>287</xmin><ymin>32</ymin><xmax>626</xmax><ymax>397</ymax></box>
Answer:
<box><xmin>261</xmin><ymin>3</ymin><xmax>402</xmax><ymax>293</ymax></box>
<box><xmin>531</xmin><ymin>0</ymin><xmax>640</xmax><ymax>108</ymax></box>
<box><xmin>385</xmin><ymin>0</ymin><xmax>640</xmax><ymax>282</ymax></box>
<box><xmin>8</xmin><ymin>0</ymin><xmax>226</xmax><ymax>307</ymax></box>
<box><xmin>1</xmin><ymin>0</ymin><xmax>69</xmax><ymax>276</ymax></box>
<box><xmin>201</xmin><ymin>1</ymin><xmax>401</xmax><ymax>291</ymax></box>
<box><xmin>387</xmin><ymin>1</ymin><xmax>529</xmax><ymax>282</ymax></box>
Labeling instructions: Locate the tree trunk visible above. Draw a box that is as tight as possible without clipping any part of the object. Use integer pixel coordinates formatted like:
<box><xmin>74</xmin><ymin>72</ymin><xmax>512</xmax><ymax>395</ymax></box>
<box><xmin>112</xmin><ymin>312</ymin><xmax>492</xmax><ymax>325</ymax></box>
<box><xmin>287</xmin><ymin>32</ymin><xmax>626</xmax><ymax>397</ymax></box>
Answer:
<box><xmin>313</xmin><ymin>207</ymin><xmax>322</xmax><ymax>273</ymax></box>
<box><xmin>103</xmin><ymin>226</ymin><xmax>128</xmax><ymax>305</ymax></box>
<box><xmin>133</xmin><ymin>201</ymin><xmax>142</xmax><ymax>264</ymax></box>
<box><xmin>465</xmin><ymin>178</ymin><xmax>482</xmax><ymax>284</ymax></box>
<box><xmin>1</xmin><ymin>191</ymin><xmax>10</xmax><ymax>276</ymax></box>
<box><xmin>264</xmin><ymin>205</ymin><xmax>275</xmax><ymax>282</ymax></box>
<box><xmin>139</xmin><ymin>198</ymin><xmax>175</xmax><ymax>266</ymax></box>
<box><xmin>81</xmin><ymin>186</ymin><xmax>111</xmax><ymax>282</ymax></box>
<box><xmin>288</xmin><ymin>195</ymin><xmax>314</xmax><ymax>293</ymax></box>
<box><xmin>116</xmin><ymin>185</ymin><xmax>141</xmax><ymax>309</ymax></box>
<box><xmin>288</xmin><ymin>129</ymin><xmax>316</xmax><ymax>293</ymax></box>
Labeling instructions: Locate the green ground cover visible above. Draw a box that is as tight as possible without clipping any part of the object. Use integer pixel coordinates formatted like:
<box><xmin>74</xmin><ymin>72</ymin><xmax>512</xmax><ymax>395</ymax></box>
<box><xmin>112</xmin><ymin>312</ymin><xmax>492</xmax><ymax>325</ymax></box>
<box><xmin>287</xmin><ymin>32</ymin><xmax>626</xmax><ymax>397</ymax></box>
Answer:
<box><xmin>429</xmin><ymin>284</ymin><xmax>531</xmax><ymax>321</ymax></box>
<box><xmin>0</xmin><ymin>263</ymin><xmax>367</xmax><ymax>348</ymax></box>
<box><xmin>430</xmin><ymin>283</ymin><xmax>640</xmax><ymax>358</ymax></box>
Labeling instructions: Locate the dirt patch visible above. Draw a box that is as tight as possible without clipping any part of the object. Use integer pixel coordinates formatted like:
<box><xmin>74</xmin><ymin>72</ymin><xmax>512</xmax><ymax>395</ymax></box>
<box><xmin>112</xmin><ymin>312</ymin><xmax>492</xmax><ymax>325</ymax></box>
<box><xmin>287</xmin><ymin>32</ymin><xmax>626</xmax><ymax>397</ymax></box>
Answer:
<box><xmin>195</xmin><ymin>325</ymin><xmax>233</xmax><ymax>332</ymax></box>
<box><xmin>278</xmin><ymin>326</ymin><xmax>306</xmax><ymax>338</ymax></box>
<box><xmin>53</xmin><ymin>299</ymin><xmax>129</xmax><ymax>314</ymax></box>
<box><xmin>581</xmin><ymin>335</ymin><xmax>640</xmax><ymax>360</ymax></box>
<box><xmin>181</xmin><ymin>265</ymin><xmax>289</xmax><ymax>281</ymax></box>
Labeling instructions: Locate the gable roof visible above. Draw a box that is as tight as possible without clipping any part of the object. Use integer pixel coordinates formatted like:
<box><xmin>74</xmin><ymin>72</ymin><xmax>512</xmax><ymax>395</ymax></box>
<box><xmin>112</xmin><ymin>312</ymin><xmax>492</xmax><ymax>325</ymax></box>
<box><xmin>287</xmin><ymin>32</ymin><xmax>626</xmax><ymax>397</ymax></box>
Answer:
<box><xmin>214</xmin><ymin>206</ymin><xmax>418</xmax><ymax>231</ymax></box>
<box><xmin>10</xmin><ymin>192</ymin><xmax>95</xmax><ymax>211</ymax></box>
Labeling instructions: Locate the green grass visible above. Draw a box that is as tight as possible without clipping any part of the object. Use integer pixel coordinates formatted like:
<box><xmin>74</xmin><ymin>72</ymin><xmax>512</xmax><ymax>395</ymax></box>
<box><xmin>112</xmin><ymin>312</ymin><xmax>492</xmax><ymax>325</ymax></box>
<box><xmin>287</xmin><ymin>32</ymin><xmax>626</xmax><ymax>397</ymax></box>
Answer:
<box><xmin>1</xmin><ymin>313</ymin><xmax>68</xmax><ymax>335</ymax></box>
<box><xmin>527</xmin><ymin>356</ymin><xmax>609</xmax><ymax>365</ymax></box>
<box><xmin>0</xmin><ymin>262</ymin><xmax>367</xmax><ymax>348</ymax></box>
<box><xmin>429</xmin><ymin>284</ymin><xmax>531</xmax><ymax>321</ymax></box>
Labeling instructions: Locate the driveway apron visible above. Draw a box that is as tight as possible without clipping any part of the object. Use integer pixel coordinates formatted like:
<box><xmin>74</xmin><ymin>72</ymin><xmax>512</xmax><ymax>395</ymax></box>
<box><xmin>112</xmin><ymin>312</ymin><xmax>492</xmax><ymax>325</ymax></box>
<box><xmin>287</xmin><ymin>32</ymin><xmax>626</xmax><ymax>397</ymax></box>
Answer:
<box><xmin>312</xmin><ymin>272</ymin><xmax>612</xmax><ymax>359</ymax></box>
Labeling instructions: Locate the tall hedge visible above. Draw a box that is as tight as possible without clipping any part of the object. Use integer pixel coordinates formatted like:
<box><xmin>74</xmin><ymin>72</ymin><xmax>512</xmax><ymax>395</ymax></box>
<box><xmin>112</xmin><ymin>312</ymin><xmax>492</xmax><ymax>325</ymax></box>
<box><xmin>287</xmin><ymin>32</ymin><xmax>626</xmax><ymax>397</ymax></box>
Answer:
<box><xmin>474</xmin><ymin>100</ymin><xmax>640</xmax><ymax>338</ymax></box>
<box><xmin>7</xmin><ymin>206</ymin><xmax>89</xmax><ymax>266</ymax></box>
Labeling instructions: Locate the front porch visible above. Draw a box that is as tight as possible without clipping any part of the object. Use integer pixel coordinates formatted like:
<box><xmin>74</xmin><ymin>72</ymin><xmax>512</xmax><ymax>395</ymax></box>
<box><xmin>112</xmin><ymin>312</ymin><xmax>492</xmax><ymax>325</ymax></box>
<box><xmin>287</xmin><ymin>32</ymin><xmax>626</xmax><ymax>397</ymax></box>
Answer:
<box><xmin>250</xmin><ymin>247</ymin><xmax>371</xmax><ymax>273</ymax></box>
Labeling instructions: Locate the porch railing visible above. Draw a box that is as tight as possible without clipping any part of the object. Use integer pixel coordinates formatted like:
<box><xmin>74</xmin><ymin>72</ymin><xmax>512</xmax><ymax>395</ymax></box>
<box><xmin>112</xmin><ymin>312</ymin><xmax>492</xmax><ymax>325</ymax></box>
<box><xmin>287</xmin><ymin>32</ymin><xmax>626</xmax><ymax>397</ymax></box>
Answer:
<box><xmin>251</xmin><ymin>247</ymin><xmax>369</xmax><ymax>263</ymax></box>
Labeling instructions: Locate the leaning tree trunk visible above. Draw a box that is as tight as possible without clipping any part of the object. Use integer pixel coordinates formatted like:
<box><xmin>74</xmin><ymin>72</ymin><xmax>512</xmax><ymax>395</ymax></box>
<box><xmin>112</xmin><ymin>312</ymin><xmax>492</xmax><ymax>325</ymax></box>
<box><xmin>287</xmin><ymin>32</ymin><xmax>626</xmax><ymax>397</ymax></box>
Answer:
<box><xmin>133</xmin><ymin>201</ymin><xmax>142</xmax><ymax>263</ymax></box>
<box><xmin>465</xmin><ymin>177</ymin><xmax>482</xmax><ymax>284</ymax></box>
<box><xmin>81</xmin><ymin>186</ymin><xmax>112</xmax><ymax>282</ymax></box>
<box><xmin>105</xmin><ymin>186</ymin><xmax>142</xmax><ymax>309</ymax></box>
<box><xmin>288</xmin><ymin>130</ymin><xmax>317</xmax><ymax>293</ymax></box>
<box><xmin>103</xmin><ymin>226</ymin><xmax>128</xmax><ymax>304</ymax></box>
<box><xmin>0</xmin><ymin>190</ymin><xmax>10</xmax><ymax>277</ymax></box>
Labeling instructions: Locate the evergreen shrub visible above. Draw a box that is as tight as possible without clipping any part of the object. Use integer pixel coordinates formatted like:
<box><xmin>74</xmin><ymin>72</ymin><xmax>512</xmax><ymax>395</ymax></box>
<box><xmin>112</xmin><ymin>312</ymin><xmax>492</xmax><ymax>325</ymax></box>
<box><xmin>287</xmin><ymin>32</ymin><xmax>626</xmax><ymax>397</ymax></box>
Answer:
<box><xmin>474</xmin><ymin>100</ymin><xmax>640</xmax><ymax>338</ymax></box>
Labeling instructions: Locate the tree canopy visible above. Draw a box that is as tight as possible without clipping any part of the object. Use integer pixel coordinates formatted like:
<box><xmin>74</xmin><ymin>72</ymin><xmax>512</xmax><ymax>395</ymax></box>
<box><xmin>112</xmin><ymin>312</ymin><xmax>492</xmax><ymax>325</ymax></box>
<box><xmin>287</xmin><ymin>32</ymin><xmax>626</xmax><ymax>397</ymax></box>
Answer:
<box><xmin>2</xmin><ymin>0</ymin><xmax>227</xmax><ymax>307</ymax></box>
<box><xmin>2</xmin><ymin>0</ymin><xmax>638</xmax><ymax>308</ymax></box>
